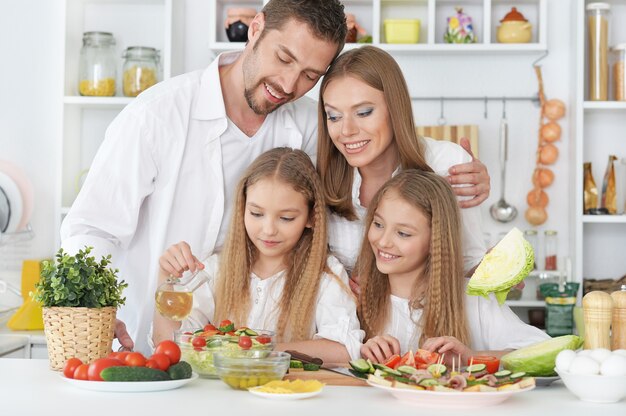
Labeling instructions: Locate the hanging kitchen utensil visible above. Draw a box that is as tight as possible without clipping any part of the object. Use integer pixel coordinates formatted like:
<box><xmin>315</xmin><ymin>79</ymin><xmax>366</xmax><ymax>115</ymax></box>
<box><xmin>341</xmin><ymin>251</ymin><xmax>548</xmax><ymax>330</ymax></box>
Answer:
<box><xmin>490</xmin><ymin>99</ymin><xmax>518</xmax><ymax>222</ymax></box>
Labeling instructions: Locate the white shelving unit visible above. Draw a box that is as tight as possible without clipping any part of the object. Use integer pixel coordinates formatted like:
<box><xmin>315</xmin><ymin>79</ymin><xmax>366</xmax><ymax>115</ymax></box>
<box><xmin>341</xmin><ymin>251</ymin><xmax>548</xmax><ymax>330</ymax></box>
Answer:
<box><xmin>209</xmin><ymin>0</ymin><xmax>547</xmax><ymax>54</ymax></box>
<box><xmin>56</xmin><ymin>0</ymin><xmax>178</xmax><ymax>247</ymax></box>
<box><xmin>573</xmin><ymin>0</ymin><xmax>626</xmax><ymax>285</ymax></box>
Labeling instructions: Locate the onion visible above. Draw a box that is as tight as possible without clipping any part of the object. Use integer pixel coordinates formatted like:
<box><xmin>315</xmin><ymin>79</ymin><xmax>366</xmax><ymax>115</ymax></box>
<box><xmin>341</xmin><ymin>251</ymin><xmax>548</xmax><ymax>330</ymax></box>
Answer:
<box><xmin>539</xmin><ymin>144</ymin><xmax>559</xmax><ymax>165</ymax></box>
<box><xmin>540</xmin><ymin>122</ymin><xmax>561</xmax><ymax>143</ymax></box>
<box><xmin>527</xmin><ymin>188</ymin><xmax>549</xmax><ymax>207</ymax></box>
<box><xmin>533</xmin><ymin>168</ymin><xmax>554</xmax><ymax>188</ymax></box>
<box><xmin>525</xmin><ymin>206</ymin><xmax>548</xmax><ymax>226</ymax></box>
<box><xmin>544</xmin><ymin>99</ymin><xmax>566</xmax><ymax>121</ymax></box>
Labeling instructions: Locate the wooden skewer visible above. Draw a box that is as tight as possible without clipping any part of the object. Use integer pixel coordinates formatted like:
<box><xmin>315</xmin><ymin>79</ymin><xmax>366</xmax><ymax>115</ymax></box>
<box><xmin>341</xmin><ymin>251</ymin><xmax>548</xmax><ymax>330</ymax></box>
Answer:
<box><xmin>468</xmin><ymin>357</ymin><xmax>474</xmax><ymax>377</ymax></box>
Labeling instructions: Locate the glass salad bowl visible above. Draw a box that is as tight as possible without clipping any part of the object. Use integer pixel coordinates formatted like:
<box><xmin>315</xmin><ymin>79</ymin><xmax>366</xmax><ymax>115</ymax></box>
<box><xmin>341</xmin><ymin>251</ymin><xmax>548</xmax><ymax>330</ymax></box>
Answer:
<box><xmin>213</xmin><ymin>350</ymin><xmax>290</xmax><ymax>390</ymax></box>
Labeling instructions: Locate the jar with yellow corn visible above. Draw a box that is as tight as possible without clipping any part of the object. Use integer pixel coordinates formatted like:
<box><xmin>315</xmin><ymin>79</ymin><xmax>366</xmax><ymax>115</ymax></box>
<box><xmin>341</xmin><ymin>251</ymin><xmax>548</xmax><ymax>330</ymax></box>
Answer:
<box><xmin>78</xmin><ymin>32</ymin><xmax>117</xmax><ymax>97</ymax></box>
<box><xmin>122</xmin><ymin>47</ymin><xmax>159</xmax><ymax>97</ymax></box>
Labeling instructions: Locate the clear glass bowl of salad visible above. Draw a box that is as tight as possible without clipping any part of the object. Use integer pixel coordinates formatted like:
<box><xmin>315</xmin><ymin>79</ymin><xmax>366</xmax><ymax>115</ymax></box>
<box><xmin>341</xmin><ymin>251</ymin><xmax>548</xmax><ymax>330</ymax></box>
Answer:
<box><xmin>174</xmin><ymin>322</ymin><xmax>275</xmax><ymax>378</ymax></box>
<box><xmin>213</xmin><ymin>350</ymin><xmax>291</xmax><ymax>389</ymax></box>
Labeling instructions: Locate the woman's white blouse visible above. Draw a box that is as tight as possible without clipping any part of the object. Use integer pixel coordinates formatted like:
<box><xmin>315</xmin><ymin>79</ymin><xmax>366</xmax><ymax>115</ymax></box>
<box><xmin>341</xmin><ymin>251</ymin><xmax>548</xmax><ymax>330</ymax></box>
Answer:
<box><xmin>384</xmin><ymin>288</ymin><xmax>550</xmax><ymax>354</ymax></box>
<box><xmin>328</xmin><ymin>137</ymin><xmax>486</xmax><ymax>274</ymax></box>
<box><xmin>182</xmin><ymin>254</ymin><xmax>365</xmax><ymax>360</ymax></box>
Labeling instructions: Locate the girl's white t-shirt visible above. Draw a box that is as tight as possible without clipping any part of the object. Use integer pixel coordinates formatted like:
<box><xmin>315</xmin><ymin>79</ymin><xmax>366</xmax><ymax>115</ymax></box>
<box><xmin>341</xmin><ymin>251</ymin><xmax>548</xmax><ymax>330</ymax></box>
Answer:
<box><xmin>182</xmin><ymin>254</ymin><xmax>365</xmax><ymax>360</ymax></box>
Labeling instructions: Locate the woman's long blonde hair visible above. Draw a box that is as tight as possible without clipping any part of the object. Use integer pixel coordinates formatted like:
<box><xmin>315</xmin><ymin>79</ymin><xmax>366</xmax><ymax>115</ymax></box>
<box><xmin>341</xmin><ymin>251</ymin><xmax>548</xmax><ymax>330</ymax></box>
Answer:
<box><xmin>316</xmin><ymin>46</ymin><xmax>432</xmax><ymax>220</ymax></box>
<box><xmin>214</xmin><ymin>148</ymin><xmax>328</xmax><ymax>341</ymax></box>
<box><xmin>356</xmin><ymin>170</ymin><xmax>470</xmax><ymax>346</ymax></box>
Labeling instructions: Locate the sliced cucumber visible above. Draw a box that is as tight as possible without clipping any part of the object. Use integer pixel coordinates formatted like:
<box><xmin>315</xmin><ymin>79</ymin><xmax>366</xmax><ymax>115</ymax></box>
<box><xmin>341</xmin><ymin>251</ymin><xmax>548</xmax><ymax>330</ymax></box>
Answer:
<box><xmin>349</xmin><ymin>358</ymin><xmax>371</xmax><ymax>373</ymax></box>
<box><xmin>427</xmin><ymin>363</ymin><xmax>447</xmax><ymax>376</ymax></box>
<box><xmin>289</xmin><ymin>359</ymin><xmax>304</xmax><ymax>369</ymax></box>
<box><xmin>303</xmin><ymin>363</ymin><xmax>320</xmax><ymax>371</ymax></box>
<box><xmin>510</xmin><ymin>371</ymin><xmax>526</xmax><ymax>380</ymax></box>
<box><xmin>366</xmin><ymin>358</ymin><xmax>375</xmax><ymax>374</ymax></box>
<box><xmin>494</xmin><ymin>370</ymin><xmax>512</xmax><ymax>378</ymax></box>
<box><xmin>466</xmin><ymin>363</ymin><xmax>487</xmax><ymax>373</ymax></box>
<box><xmin>418</xmin><ymin>378</ymin><xmax>439</xmax><ymax>387</ymax></box>
<box><xmin>397</xmin><ymin>365</ymin><xmax>418</xmax><ymax>375</ymax></box>
<box><xmin>244</xmin><ymin>328</ymin><xmax>258</xmax><ymax>336</ymax></box>
<box><xmin>373</xmin><ymin>363</ymin><xmax>401</xmax><ymax>376</ymax></box>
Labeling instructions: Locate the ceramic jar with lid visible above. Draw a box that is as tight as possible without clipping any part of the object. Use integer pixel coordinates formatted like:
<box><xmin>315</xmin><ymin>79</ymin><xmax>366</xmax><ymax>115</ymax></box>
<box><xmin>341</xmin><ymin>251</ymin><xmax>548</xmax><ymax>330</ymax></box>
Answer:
<box><xmin>122</xmin><ymin>46</ymin><xmax>160</xmax><ymax>97</ymax></box>
<box><xmin>78</xmin><ymin>31</ymin><xmax>117</xmax><ymax>96</ymax></box>
<box><xmin>224</xmin><ymin>8</ymin><xmax>256</xmax><ymax>42</ymax></box>
<box><xmin>496</xmin><ymin>7</ymin><xmax>532</xmax><ymax>44</ymax></box>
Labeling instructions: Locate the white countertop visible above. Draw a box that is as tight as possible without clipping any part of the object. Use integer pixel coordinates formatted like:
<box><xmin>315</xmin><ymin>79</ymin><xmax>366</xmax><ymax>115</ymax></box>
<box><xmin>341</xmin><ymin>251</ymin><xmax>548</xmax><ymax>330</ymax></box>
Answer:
<box><xmin>0</xmin><ymin>359</ymin><xmax>624</xmax><ymax>416</ymax></box>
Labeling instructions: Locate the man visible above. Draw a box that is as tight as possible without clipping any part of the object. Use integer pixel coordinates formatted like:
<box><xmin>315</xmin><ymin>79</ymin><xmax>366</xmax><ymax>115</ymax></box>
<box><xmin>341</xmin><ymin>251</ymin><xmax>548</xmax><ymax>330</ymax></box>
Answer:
<box><xmin>61</xmin><ymin>0</ymin><xmax>489</xmax><ymax>354</ymax></box>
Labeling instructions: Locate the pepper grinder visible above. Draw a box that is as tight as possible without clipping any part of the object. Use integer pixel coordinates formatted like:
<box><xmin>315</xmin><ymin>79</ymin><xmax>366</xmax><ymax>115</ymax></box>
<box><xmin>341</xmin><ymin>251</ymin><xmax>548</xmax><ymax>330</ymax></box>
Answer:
<box><xmin>582</xmin><ymin>290</ymin><xmax>614</xmax><ymax>349</ymax></box>
<box><xmin>610</xmin><ymin>286</ymin><xmax>626</xmax><ymax>350</ymax></box>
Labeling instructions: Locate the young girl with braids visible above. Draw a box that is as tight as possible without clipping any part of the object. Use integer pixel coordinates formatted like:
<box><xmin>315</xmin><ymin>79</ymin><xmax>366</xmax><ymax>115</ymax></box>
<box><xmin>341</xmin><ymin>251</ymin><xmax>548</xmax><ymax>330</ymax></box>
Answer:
<box><xmin>356</xmin><ymin>170</ymin><xmax>548</xmax><ymax>365</ymax></box>
<box><xmin>153</xmin><ymin>148</ymin><xmax>363</xmax><ymax>362</ymax></box>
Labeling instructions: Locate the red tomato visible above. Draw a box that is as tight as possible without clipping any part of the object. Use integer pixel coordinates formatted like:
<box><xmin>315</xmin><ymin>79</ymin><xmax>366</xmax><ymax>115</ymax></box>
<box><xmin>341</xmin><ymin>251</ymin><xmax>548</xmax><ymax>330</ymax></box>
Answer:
<box><xmin>199</xmin><ymin>329</ymin><xmax>219</xmax><ymax>337</ymax></box>
<box><xmin>87</xmin><ymin>358</ymin><xmax>123</xmax><ymax>381</ymax></box>
<box><xmin>145</xmin><ymin>359</ymin><xmax>159</xmax><ymax>370</ymax></box>
<box><xmin>397</xmin><ymin>351</ymin><xmax>416</xmax><ymax>368</ymax></box>
<box><xmin>468</xmin><ymin>356</ymin><xmax>500</xmax><ymax>374</ymax></box>
<box><xmin>191</xmin><ymin>336</ymin><xmax>207</xmax><ymax>351</ymax></box>
<box><xmin>256</xmin><ymin>335</ymin><xmax>271</xmax><ymax>345</ymax></box>
<box><xmin>415</xmin><ymin>349</ymin><xmax>439</xmax><ymax>365</ymax></box>
<box><xmin>383</xmin><ymin>354</ymin><xmax>401</xmax><ymax>369</ymax></box>
<box><xmin>107</xmin><ymin>351</ymin><xmax>130</xmax><ymax>362</ymax></box>
<box><xmin>73</xmin><ymin>363</ymin><xmax>90</xmax><ymax>380</ymax></box>
<box><xmin>203</xmin><ymin>323</ymin><xmax>217</xmax><ymax>331</ymax></box>
<box><xmin>238</xmin><ymin>335</ymin><xmax>252</xmax><ymax>350</ymax></box>
<box><xmin>63</xmin><ymin>357</ymin><xmax>83</xmax><ymax>379</ymax></box>
<box><xmin>219</xmin><ymin>319</ymin><xmax>232</xmax><ymax>328</ymax></box>
<box><xmin>154</xmin><ymin>340</ymin><xmax>181</xmax><ymax>365</ymax></box>
<box><xmin>150</xmin><ymin>353</ymin><xmax>171</xmax><ymax>371</ymax></box>
<box><xmin>124</xmin><ymin>352</ymin><xmax>147</xmax><ymax>367</ymax></box>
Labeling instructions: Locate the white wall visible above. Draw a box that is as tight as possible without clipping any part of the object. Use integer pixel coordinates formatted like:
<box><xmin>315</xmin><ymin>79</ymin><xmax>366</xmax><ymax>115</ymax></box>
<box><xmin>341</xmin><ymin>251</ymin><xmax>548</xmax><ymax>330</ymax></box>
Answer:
<box><xmin>0</xmin><ymin>1</ymin><xmax>573</xmax><ymax>298</ymax></box>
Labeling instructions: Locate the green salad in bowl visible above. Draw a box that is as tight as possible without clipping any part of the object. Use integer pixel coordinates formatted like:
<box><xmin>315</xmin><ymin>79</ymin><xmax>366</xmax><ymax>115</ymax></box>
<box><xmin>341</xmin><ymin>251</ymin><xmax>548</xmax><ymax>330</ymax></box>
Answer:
<box><xmin>174</xmin><ymin>320</ymin><xmax>275</xmax><ymax>378</ymax></box>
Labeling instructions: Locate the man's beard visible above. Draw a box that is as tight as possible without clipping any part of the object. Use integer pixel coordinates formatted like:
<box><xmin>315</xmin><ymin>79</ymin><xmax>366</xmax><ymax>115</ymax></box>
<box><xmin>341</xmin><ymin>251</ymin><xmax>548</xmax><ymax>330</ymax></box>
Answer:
<box><xmin>244</xmin><ymin>82</ymin><xmax>279</xmax><ymax>115</ymax></box>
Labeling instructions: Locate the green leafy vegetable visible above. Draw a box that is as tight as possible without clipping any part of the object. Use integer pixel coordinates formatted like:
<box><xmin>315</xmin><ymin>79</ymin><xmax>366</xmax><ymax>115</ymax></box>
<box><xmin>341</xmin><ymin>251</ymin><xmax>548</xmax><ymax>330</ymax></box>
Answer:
<box><xmin>467</xmin><ymin>227</ymin><xmax>534</xmax><ymax>304</ymax></box>
<box><xmin>501</xmin><ymin>335</ymin><xmax>583</xmax><ymax>376</ymax></box>
<box><xmin>33</xmin><ymin>246</ymin><xmax>127</xmax><ymax>308</ymax></box>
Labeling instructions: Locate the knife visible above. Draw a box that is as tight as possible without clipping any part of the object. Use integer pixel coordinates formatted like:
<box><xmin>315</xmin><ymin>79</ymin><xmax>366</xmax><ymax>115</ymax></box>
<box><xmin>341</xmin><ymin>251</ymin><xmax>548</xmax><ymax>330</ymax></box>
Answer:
<box><xmin>285</xmin><ymin>350</ymin><xmax>362</xmax><ymax>379</ymax></box>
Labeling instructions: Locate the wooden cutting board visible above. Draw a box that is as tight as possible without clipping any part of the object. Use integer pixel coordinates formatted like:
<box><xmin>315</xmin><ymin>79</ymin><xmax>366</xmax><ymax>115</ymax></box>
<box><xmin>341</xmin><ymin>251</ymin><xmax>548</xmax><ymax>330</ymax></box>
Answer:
<box><xmin>284</xmin><ymin>369</ymin><xmax>368</xmax><ymax>386</ymax></box>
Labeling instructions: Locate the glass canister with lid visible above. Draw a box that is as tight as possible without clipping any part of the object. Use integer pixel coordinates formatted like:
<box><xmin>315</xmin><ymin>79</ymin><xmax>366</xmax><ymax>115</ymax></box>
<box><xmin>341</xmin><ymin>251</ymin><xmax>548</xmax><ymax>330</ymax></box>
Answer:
<box><xmin>78</xmin><ymin>31</ymin><xmax>117</xmax><ymax>96</ymax></box>
<box><xmin>612</xmin><ymin>44</ymin><xmax>626</xmax><ymax>101</ymax></box>
<box><xmin>122</xmin><ymin>46</ymin><xmax>160</xmax><ymax>97</ymax></box>
<box><xmin>586</xmin><ymin>3</ymin><xmax>611</xmax><ymax>101</ymax></box>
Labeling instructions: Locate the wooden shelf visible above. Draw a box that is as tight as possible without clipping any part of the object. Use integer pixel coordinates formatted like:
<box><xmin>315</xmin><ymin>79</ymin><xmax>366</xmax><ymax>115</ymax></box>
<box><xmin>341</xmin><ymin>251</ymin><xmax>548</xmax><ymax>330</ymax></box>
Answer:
<box><xmin>505</xmin><ymin>300</ymin><xmax>546</xmax><ymax>308</ymax></box>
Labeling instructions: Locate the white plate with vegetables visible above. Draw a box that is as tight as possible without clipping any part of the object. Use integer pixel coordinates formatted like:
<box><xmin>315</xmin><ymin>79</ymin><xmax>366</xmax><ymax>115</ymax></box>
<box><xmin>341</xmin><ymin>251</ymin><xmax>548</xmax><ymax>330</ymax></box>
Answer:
<box><xmin>60</xmin><ymin>372</ymin><xmax>198</xmax><ymax>392</ymax></box>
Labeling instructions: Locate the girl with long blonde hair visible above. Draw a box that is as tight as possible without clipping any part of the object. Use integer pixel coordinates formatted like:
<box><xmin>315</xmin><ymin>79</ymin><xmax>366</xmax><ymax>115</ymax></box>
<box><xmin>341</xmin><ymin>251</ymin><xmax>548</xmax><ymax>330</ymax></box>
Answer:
<box><xmin>357</xmin><ymin>170</ymin><xmax>547</xmax><ymax>364</ymax></box>
<box><xmin>153</xmin><ymin>148</ymin><xmax>363</xmax><ymax>362</ymax></box>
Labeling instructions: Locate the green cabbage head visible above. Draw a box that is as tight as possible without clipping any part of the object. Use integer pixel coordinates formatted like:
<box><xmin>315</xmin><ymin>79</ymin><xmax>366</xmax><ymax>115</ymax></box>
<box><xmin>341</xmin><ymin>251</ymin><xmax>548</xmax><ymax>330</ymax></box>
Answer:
<box><xmin>501</xmin><ymin>335</ymin><xmax>583</xmax><ymax>376</ymax></box>
<box><xmin>466</xmin><ymin>227</ymin><xmax>534</xmax><ymax>305</ymax></box>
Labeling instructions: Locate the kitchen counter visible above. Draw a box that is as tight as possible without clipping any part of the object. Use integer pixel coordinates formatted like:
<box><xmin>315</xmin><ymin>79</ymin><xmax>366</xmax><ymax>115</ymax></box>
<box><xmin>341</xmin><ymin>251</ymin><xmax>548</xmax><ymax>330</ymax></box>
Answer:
<box><xmin>0</xmin><ymin>359</ymin><xmax>624</xmax><ymax>416</ymax></box>
<box><xmin>0</xmin><ymin>317</ymin><xmax>46</xmax><ymax>357</ymax></box>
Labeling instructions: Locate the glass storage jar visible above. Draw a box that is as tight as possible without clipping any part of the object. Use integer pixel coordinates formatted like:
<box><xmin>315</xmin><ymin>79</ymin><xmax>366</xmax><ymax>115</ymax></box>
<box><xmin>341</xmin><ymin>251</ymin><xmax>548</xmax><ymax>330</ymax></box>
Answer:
<box><xmin>611</xmin><ymin>44</ymin><xmax>626</xmax><ymax>101</ymax></box>
<box><xmin>523</xmin><ymin>230</ymin><xmax>539</xmax><ymax>270</ymax></box>
<box><xmin>122</xmin><ymin>46</ymin><xmax>160</xmax><ymax>97</ymax></box>
<box><xmin>586</xmin><ymin>3</ymin><xmax>611</xmax><ymax>101</ymax></box>
<box><xmin>78</xmin><ymin>31</ymin><xmax>117</xmax><ymax>96</ymax></box>
<box><xmin>544</xmin><ymin>230</ymin><xmax>558</xmax><ymax>271</ymax></box>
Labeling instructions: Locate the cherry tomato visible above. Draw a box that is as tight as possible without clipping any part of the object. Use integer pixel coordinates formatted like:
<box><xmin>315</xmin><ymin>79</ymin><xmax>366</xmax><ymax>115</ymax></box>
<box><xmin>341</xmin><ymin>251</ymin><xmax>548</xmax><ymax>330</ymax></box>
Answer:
<box><xmin>63</xmin><ymin>357</ymin><xmax>83</xmax><ymax>379</ymax></box>
<box><xmin>219</xmin><ymin>319</ymin><xmax>232</xmax><ymax>328</ymax></box>
<box><xmin>149</xmin><ymin>353</ymin><xmax>171</xmax><ymax>371</ymax></box>
<box><xmin>192</xmin><ymin>336</ymin><xmax>207</xmax><ymax>350</ymax></box>
<box><xmin>124</xmin><ymin>352</ymin><xmax>147</xmax><ymax>367</ymax></box>
<box><xmin>145</xmin><ymin>359</ymin><xmax>160</xmax><ymax>369</ymax></box>
<box><xmin>203</xmin><ymin>323</ymin><xmax>217</xmax><ymax>331</ymax></box>
<box><xmin>73</xmin><ymin>363</ymin><xmax>89</xmax><ymax>380</ymax></box>
<box><xmin>154</xmin><ymin>340</ymin><xmax>181</xmax><ymax>365</ymax></box>
<box><xmin>256</xmin><ymin>335</ymin><xmax>272</xmax><ymax>345</ymax></box>
<box><xmin>238</xmin><ymin>335</ymin><xmax>252</xmax><ymax>350</ymax></box>
<box><xmin>415</xmin><ymin>349</ymin><xmax>439</xmax><ymax>365</ymax></box>
<box><xmin>107</xmin><ymin>351</ymin><xmax>130</xmax><ymax>362</ymax></box>
<box><xmin>87</xmin><ymin>358</ymin><xmax>124</xmax><ymax>381</ymax></box>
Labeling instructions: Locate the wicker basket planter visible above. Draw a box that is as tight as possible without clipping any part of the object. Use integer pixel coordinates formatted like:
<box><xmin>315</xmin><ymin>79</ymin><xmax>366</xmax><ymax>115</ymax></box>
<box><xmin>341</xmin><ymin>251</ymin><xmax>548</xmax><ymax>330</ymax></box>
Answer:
<box><xmin>42</xmin><ymin>306</ymin><xmax>116</xmax><ymax>371</ymax></box>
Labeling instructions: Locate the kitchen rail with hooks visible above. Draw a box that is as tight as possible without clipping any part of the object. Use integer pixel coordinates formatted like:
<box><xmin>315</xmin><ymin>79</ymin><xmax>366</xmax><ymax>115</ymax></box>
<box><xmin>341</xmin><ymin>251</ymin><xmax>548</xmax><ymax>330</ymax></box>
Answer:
<box><xmin>411</xmin><ymin>95</ymin><xmax>540</xmax><ymax>120</ymax></box>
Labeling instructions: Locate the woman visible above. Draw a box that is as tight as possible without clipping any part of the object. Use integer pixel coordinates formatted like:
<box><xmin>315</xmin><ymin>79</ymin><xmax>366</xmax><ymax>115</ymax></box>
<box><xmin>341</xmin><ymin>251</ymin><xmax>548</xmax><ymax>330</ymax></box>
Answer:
<box><xmin>317</xmin><ymin>46</ymin><xmax>488</xmax><ymax>276</ymax></box>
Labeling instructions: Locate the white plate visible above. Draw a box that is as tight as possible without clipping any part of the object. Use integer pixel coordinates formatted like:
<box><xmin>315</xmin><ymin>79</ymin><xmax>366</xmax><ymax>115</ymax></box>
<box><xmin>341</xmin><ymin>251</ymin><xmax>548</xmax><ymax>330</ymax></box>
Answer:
<box><xmin>60</xmin><ymin>373</ymin><xmax>198</xmax><ymax>392</ymax></box>
<box><xmin>0</xmin><ymin>171</ymin><xmax>22</xmax><ymax>234</ymax></box>
<box><xmin>248</xmin><ymin>386</ymin><xmax>323</xmax><ymax>400</ymax></box>
<box><xmin>367</xmin><ymin>380</ymin><xmax>534</xmax><ymax>409</ymax></box>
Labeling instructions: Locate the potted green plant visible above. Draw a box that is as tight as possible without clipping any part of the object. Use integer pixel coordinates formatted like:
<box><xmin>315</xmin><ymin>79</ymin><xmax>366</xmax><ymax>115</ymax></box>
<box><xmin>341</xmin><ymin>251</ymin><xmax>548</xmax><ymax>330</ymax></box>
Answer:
<box><xmin>34</xmin><ymin>246</ymin><xmax>127</xmax><ymax>370</ymax></box>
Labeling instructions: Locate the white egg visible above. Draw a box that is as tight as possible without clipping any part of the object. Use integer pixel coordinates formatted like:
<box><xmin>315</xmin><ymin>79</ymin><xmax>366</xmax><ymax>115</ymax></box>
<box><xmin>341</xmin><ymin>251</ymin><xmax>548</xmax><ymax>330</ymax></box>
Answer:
<box><xmin>590</xmin><ymin>348</ymin><xmax>612</xmax><ymax>363</ymax></box>
<box><xmin>577</xmin><ymin>349</ymin><xmax>593</xmax><ymax>357</ymax></box>
<box><xmin>600</xmin><ymin>354</ymin><xmax>626</xmax><ymax>376</ymax></box>
<box><xmin>568</xmin><ymin>356</ymin><xmax>600</xmax><ymax>375</ymax></box>
<box><xmin>555</xmin><ymin>349</ymin><xmax>577</xmax><ymax>372</ymax></box>
<box><xmin>612</xmin><ymin>349</ymin><xmax>626</xmax><ymax>358</ymax></box>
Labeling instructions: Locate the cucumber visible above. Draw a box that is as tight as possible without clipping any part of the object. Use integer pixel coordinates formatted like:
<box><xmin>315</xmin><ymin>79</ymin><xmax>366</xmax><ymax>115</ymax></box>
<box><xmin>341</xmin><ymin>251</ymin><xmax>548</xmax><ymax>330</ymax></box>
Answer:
<box><xmin>466</xmin><ymin>363</ymin><xmax>487</xmax><ymax>373</ymax></box>
<box><xmin>373</xmin><ymin>363</ymin><xmax>402</xmax><ymax>376</ymax></box>
<box><xmin>494</xmin><ymin>370</ymin><xmax>512</xmax><ymax>378</ymax></box>
<box><xmin>244</xmin><ymin>328</ymin><xmax>258</xmax><ymax>336</ymax></box>
<box><xmin>167</xmin><ymin>361</ymin><xmax>192</xmax><ymax>380</ymax></box>
<box><xmin>349</xmin><ymin>358</ymin><xmax>371</xmax><ymax>374</ymax></box>
<box><xmin>397</xmin><ymin>365</ymin><xmax>418</xmax><ymax>375</ymax></box>
<box><xmin>366</xmin><ymin>359</ymin><xmax>375</xmax><ymax>374</ymax></box>
<box><xmin>303</xmin><ymin>363</ymin><xmax>320</xmax><ymax>371</ymax></box>
<box><xmin>101</xmin><ymin>366</ymin><xmax>171</xmax><ymax>382</ymax></box>
<box><xmin>418</xmin><ymin>378</ymin><xmax>439</xmax><ymax>387</ymax></box>
<box><xmin>427</xmin><ymin>363</ymin><xmax>447</xmax><ymax>376</ymax></box>
<box><xmin>510</xmin><ymin>371</ymin><xmax>526</xmax><ymax>380</ymax></box>
<box><xmin>290</xmin><ymin>359</ymin><xmax>304</xmax><ymax>369</ymax></box>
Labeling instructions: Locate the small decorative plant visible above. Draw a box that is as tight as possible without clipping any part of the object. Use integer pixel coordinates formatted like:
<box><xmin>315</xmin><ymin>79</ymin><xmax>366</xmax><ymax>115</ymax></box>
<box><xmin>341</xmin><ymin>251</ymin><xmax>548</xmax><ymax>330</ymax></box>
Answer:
<box><xmin>35</xmin><ymin>246</ymin><xmax>128</xmax><ymax>370</ymax></box>
<box><xmin>34</xmin><ymin>246</ymin><xmax>127</xmax><ymax>308</ymax></box>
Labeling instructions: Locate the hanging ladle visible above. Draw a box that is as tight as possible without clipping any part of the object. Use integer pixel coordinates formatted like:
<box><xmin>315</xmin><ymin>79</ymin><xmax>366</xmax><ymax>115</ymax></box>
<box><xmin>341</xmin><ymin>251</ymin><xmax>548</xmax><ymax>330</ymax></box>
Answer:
<box><xmin>490</xmin><ymin>99</ymin><xmax>518</xmax><ymax>223</ymax></box>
